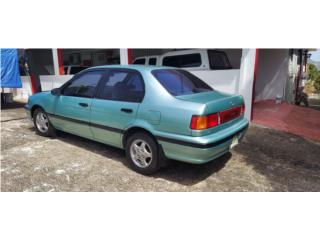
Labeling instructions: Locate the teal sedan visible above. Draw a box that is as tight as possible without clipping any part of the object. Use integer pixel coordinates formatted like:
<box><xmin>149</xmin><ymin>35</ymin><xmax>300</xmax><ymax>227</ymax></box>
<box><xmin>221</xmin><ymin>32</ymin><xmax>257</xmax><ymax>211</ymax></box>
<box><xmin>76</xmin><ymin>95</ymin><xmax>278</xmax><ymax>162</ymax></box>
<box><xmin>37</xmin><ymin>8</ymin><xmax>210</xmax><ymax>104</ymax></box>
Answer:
<box><xmin>25</xmin><ymin>65</ymin><xmax>248</xmax><ymax>174</ymax></box>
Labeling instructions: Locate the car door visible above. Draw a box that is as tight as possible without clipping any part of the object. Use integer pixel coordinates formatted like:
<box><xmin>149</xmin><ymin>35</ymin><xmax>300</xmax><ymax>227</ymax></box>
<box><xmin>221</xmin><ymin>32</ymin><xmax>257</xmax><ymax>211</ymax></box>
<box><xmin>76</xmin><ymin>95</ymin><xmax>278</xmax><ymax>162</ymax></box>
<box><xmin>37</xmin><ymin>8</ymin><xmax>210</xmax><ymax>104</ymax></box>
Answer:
<box><xmin>52</xmin><ymin>70</ymin><xmax>106</xmax><ymax>139</ymax></box>
<box><xmin>90</xmin><ymin>69</ymin><xmax>145</xmax><ymax>147</ymax></box>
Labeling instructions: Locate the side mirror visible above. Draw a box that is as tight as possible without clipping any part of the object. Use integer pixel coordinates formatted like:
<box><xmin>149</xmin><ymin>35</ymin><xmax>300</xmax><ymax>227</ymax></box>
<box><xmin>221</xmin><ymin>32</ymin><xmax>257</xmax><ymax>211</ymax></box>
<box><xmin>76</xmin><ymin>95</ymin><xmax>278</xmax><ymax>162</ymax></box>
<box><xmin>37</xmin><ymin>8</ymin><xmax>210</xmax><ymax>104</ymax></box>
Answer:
<box><xmin>51</xmin><ymin>88</ymin><xmax>61</xmax><ymax>96</ymax></box>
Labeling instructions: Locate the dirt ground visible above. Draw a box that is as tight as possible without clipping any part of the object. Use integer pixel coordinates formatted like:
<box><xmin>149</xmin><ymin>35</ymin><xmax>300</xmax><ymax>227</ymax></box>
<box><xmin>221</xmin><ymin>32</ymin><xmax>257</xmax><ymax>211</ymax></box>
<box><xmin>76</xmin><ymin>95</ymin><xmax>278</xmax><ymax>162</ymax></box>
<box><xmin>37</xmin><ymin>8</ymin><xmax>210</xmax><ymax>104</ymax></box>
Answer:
<box><xmin>1</xmin><ymin>106</ymin><xmax>320</xmax><ymax>192</ymax></box>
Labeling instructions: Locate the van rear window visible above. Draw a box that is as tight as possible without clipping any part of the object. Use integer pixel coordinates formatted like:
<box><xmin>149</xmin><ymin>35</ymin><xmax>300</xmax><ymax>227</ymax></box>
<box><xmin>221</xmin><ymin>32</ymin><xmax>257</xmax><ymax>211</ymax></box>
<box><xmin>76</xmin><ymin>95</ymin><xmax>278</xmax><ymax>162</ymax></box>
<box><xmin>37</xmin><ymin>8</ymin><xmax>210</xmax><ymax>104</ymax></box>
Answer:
<box><xmin>162</xmin><ymin>54</ymin><xmax>201</xmax><ymax>68</ymax></box>
<box><xmin>208</xmin><ymin>50</ymin><xmax>232</xmax><ymax>70</ymax></box>
<box><xmin>148</xmin><ymin>58</ymin><xmax>157</xmax><ymax>65</ymax></box>
<box><xmin>152</xmin><ymin>69</ymin><xmax>213</xmax><ymax>96</ymax></box>
<box><xmin>133</xmin><ymin>58</ymin><xmax>146</xmax><ymax>65</ymax></box>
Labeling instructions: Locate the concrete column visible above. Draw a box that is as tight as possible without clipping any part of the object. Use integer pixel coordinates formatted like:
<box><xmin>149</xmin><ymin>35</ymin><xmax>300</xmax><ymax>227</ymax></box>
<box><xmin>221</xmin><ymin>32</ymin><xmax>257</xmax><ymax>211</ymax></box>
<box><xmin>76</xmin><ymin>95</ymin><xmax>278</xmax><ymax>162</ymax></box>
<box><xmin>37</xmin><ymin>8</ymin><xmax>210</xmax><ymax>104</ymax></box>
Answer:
<box><xmin>52</xmin><ymin>49</ymin><xmax>60</xmax><ymax>75</ymax></box>
<box><xmin>120</xmin><ymin>48</ymin><xmax>132</xmax><ymax>65</ymax></box>
<box><xmin>52</xmin><ymin>49</ymin><xmax>64</xmax><ymax>75</ymax></box>
<box><xmin>238</xmin><ymin>49</ymin><xmax>257</xmax><ymax>120</ymax></box>
<box><xmin>120</xmin><ymin>49</ymin><xmax>128</xmax><ymax>65</ymax></box>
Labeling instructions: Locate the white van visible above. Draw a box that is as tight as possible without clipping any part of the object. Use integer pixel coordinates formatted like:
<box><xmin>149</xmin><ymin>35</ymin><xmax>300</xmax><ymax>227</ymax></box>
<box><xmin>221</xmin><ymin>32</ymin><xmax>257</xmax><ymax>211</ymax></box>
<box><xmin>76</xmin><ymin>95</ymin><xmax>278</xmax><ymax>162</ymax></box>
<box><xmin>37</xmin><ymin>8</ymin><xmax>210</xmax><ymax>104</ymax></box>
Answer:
<box><xmin>159</xmin><ymin>49</ymin><xmax>232</xmax><ymax>71</ymax></box>
<box><xmin>133</xmin><ymin>49</ymin><xmax>232</xmax><ymax>71</ymax></box>
<box><xmin>132</xmin><ymin>55</ymin><xmax>160</xmax><ymax>66</ymax></box>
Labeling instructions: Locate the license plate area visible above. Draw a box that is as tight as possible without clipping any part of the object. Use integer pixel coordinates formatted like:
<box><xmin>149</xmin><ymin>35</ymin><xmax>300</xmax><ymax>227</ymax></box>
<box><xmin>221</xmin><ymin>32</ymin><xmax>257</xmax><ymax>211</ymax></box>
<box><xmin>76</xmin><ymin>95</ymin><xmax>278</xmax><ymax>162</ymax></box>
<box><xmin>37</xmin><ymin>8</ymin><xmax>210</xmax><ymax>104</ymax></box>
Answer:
<box><xmin>230</xmin><ymin>135</ymin><xmax>239</xmax><ymax>149</ymax></box>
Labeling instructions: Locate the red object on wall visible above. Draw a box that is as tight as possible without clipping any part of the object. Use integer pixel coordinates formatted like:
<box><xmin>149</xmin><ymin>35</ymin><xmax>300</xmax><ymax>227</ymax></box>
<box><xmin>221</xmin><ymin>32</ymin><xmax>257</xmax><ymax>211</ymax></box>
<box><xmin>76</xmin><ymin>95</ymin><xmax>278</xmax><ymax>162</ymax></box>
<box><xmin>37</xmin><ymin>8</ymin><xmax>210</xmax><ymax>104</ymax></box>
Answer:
<box><xmin>251</xmin><ymin>49</ymin><xmax>259</xmax><ymax>121</ymax></box>
<box><xmin>29</xmin><ymin>74</ymin><xmax>37</xmax><ymax>94</ymax></box>
<box><xmin>127</xmin><ymin>49</ymin><xmax>133</xmax><ymax>64</ymax></box>
<box><xmin>57</xmin><ymin>49</ymin><xmax>64</xmax><ymax>75</ymax></box>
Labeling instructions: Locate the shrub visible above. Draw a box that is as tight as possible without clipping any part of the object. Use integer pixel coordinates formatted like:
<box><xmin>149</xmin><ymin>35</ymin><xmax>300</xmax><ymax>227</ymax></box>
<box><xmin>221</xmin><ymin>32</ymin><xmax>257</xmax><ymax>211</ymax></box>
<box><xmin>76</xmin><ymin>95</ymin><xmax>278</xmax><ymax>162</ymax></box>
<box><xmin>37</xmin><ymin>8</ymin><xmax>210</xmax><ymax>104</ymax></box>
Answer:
<box><xmin>308</xmin><ymin>64</ymin><xmax>319</xmax><ymax>80</ymax></box>
<box><xmin>314</xmin><ymin>75</ymin><xmax>320</xmax><ymax>93</ymax></box>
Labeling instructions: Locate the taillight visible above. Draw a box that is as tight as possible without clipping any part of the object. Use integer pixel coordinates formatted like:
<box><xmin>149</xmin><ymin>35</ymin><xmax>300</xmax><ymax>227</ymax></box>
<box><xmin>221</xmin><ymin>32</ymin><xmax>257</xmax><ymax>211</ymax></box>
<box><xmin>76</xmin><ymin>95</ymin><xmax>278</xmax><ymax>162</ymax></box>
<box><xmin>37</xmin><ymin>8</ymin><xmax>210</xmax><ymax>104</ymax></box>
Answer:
<box><xmin>220</xmin><ymin>106</ymin><xmax>242</xmax><ymax>124</ymax></box>
<box><xmin>207</xmin><ymin>113</ymin><xmax>219</xmax><ymax>128</ymax></box>
<box><xmin>241</xmin><ymin>104</ymin><xmax>245</xmax><ymax>115</ymax></box>
<box><xmin>190</xmin><ymin>113</ymin><xmax>219</xmax><ymax>130</ymax></box>
<box><xmin>190</xmin><ymin>104</ymin><xmax>244</xmax><ymax>130</ymax></box>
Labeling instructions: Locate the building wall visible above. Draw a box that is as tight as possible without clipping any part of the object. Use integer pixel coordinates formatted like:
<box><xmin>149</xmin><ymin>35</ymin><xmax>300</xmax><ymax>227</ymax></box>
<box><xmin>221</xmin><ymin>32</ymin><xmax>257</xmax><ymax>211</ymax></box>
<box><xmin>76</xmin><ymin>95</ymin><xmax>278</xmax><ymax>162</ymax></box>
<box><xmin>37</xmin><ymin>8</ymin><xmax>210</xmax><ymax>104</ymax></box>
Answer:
<box><xmin>238</xmin><ymin>49</ymin><xmax>257</xmax><ymax>119</ymax></box>
<box><xmin>26</xmin><ymin>49</ymin><xmax>55</xmax><ymax>75</ymax></box>
<box><xmin>61</xmin><ymin>49</ymin><xmax>120</xmax><ymax>66</ymax></box>
<box><xmin>285</xmin><ymin>50</ymin><xmax>298</xmax><ymax>103</ymax></box>
<box><xmin>132</xmin><ymin>49</ymin><xmax>172</xmax><ymax>59</ymax></box>
<box><xmin>255</xmin><ymin>49</ymin><xmax>289</xmax><ymax>101</ymax></box>
<box><xmin>40</xmin><ymin>75</ymin><xmax>73</xmax><ymax>91</ymax></box>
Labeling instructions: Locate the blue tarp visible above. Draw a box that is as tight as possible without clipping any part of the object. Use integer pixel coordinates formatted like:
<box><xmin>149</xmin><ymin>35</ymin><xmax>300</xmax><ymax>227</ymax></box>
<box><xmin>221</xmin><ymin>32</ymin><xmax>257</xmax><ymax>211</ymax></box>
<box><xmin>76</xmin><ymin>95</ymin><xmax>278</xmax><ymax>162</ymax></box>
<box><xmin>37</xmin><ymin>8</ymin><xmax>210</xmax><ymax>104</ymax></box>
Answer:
<box><xmin>0</xmin><ymin>49</ymin><xmax>22</xmax><ymax>88</ymax></box>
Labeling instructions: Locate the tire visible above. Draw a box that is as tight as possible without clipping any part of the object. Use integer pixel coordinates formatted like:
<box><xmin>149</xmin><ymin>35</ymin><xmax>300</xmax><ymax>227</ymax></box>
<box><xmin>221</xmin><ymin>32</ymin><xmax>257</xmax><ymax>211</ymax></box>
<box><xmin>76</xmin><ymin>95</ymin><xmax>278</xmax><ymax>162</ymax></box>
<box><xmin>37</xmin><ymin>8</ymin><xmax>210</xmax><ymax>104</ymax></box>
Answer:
<box><xmin>33</xmin><ymin>108</ymin><xmax>56</xmax><ymax>137</ymax></box>
<box><xmin>125</xmin><ymin>132</ymin><xmax>160</xmax><ymax>175</ymax></box>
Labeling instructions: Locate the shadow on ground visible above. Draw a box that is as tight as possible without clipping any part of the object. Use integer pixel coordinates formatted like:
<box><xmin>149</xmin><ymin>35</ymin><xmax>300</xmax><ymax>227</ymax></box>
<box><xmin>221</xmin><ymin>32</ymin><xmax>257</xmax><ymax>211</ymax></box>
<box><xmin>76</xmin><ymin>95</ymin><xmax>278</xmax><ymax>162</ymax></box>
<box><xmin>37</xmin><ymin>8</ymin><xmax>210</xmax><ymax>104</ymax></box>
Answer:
<box><xmin>1</xmin><ymin>101</ymin><xmax>25</xmax><ymax>110</ymax></box>
<box><xmin>233</xmin><ymin>126</ymin><xmax>320</xmax><ymax>191</ymax></box>
<box><xmin>153</xmin><ymin>154</ymin><xmax>231</xmax><ymax>186</ymax></box>
<box><xmin>44</xmin><ymin>129</ymin><xmax>231</xmax><ymax>186</ymax></box>
<box><xmin>24</xmin><ymin>122</ymin><xmax>320</xmax><ymax>191</ymax></box>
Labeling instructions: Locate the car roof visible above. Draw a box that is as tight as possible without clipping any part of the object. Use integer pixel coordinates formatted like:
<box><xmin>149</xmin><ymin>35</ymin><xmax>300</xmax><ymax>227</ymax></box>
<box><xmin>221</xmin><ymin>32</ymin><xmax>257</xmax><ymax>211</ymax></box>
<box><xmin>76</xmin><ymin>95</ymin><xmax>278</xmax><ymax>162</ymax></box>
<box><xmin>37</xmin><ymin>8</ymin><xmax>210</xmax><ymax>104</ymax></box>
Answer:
<box><xmin>134</xmin><ymin>55</ymin><xmax>160</xmax><ymax>59</ymax></box>
<box><xmin>160</xmin><ymin>49</ymin><xmax>208</xmax><ymax>57</ymax></box>
<box><xmin>88</xmin><ymin>64</ymin><xmax>176</xmax><ymax>71</ymax></box>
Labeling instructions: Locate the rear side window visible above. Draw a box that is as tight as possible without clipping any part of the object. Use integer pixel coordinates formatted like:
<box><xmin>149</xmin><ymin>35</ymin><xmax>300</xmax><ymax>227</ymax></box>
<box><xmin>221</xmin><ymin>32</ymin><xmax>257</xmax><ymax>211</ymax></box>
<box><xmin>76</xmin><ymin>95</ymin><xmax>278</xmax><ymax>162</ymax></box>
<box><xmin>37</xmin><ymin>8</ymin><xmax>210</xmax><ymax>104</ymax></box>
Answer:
<box><xmin>152</xmin><ymin>69</ymin><xmax>212</xmax><ymax>96</ymax></box>
<box><xmin>97</xmin><ymin>70</ymin><xmax>144</xmax><ymax>102</ymax></box>
<box><xmin>62</xmin><ymin>71</ymin><xmax>104</xmax><ymax>98</ymax></box>
<box><xmin>208</xmin><ymin>50</ymin><xmax>232</xmax><ymax>70</ymax></box>
<box><xmin>148</xmin><ymin>58</ymin><xmax>157</xmax><ymax>65</ymax></box>
<box><xmin>162</xmin><ymin>53</ymin><xmax>201</xmax><ymax>68</ymax></box>
<box><xmin>133</xmin><ymin>58</ymin><xmax>146</xmax><ymax>65</ymax></box>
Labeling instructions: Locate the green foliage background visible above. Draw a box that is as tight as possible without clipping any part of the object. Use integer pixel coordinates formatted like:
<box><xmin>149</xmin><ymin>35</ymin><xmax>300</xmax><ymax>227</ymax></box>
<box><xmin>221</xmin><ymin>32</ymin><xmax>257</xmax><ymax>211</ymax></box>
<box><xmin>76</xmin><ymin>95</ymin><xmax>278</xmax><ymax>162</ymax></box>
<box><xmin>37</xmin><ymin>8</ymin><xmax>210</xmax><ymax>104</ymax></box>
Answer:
<box><xmin>307</xmin><ymin>64</ymin><xmax>320</xmax><ymax>93</ymax></box>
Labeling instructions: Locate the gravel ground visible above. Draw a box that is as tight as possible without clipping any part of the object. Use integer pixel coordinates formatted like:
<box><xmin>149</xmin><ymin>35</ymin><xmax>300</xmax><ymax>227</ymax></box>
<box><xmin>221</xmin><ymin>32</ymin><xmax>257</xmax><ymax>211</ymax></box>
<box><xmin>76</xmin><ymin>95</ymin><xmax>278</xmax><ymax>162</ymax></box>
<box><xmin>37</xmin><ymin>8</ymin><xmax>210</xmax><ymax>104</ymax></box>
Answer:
<box><xmin>1</xmin><ymin>107</ymin><xmax>320</xmax><ymax>192</ymax></box>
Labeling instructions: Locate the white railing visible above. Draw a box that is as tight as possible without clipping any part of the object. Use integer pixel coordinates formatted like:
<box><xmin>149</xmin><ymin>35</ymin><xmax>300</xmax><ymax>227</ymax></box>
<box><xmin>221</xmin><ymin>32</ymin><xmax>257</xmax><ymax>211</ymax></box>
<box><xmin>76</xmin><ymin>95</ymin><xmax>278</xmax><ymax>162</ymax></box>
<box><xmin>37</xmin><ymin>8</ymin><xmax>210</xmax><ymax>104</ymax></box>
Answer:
<box><xmin>13</xmin><ymin>76</ymin><xmax>33</xmax><ymax>102</ymax></box>
<box><xmin>40</xmin><ymin>75</ymin><xmax>73</xmax><ymax>91</ymax></box>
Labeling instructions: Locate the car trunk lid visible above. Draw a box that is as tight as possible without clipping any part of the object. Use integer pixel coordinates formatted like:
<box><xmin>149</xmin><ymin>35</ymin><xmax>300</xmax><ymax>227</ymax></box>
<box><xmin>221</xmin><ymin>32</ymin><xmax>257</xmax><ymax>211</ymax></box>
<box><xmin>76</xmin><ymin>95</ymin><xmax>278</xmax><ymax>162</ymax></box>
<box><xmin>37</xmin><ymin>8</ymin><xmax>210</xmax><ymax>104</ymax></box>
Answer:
<box><xmin>176</xmin><ymin>91</ymin><xmax>245</xmax><ymax>135</ymax></box>
<box><xmin>176</xmin><ymin>91</ymin><xmax>244</xmax><ymax>115</ymax></box>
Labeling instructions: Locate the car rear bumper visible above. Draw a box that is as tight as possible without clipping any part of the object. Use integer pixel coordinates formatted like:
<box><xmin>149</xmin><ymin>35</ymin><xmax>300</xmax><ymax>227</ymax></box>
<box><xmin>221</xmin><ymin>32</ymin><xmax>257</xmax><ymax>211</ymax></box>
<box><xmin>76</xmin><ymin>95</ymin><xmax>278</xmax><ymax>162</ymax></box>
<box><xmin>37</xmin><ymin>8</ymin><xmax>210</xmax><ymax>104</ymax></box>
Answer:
<box><xmin>156</xmin><ymin>118</ymin><xmax>249</xmax><ymax>164</ymax></box>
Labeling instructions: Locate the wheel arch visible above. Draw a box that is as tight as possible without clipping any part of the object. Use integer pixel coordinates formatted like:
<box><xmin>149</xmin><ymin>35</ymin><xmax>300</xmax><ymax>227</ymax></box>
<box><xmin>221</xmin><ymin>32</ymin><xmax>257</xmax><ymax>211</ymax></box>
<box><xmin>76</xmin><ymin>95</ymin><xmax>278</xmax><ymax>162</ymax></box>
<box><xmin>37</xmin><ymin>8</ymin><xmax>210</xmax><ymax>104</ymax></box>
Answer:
<box><xmin>122</xmin><ymin>126</ymin><xmax>157</xmax><ymax>148</ymax></box>
<box><xmin>30</xmin><ymin>104</ymin><xmax>45</xmax><ymax>118</ymax></box>
<box><xmin>122</xmin><ymin>126</ymin><xmax>167</xmax><ymax>166</ymax></box>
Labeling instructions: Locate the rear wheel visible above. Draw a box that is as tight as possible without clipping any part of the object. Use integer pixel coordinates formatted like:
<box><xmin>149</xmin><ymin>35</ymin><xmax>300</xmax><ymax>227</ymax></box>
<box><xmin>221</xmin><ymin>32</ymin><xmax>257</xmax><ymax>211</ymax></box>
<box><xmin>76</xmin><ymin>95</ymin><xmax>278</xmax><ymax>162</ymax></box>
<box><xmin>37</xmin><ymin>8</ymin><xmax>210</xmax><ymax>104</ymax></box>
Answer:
<box><xmin>126</xmin><ymin>132</ymin><xmax>160</xmax><ymax>175</ymax></box>
<box><xmin>33</xmin><ymin>108</ymin><xmax>55</xmax><ymax>137</ymax></box>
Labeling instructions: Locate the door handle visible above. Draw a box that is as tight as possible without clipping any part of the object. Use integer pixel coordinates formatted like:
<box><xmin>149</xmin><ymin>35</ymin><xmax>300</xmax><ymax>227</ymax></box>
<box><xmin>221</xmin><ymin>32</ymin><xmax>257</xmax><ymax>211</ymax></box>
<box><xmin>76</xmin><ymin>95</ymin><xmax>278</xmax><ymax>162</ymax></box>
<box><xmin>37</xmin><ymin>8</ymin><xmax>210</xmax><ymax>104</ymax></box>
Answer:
<box><xmin>79</xmin><ymin>103</ymin><xmax>89</xmax><ymax>107</ymax></box>
<box><xmin>121</xmin><ymin>108</ymin><xmax>133</xmax><ymax>113</ymax></box>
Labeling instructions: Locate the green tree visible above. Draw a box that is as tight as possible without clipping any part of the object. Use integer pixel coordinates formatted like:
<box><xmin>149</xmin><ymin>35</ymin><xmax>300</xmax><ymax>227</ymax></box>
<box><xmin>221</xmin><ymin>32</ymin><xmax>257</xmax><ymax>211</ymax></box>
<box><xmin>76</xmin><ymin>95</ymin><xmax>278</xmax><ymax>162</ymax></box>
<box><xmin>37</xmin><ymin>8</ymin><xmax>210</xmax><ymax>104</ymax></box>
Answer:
<box><xmin>314</xmin><ymin>74</ymin><xmax>320</xmax><ymax>93</ymax></box>
<box><xmin>308</xmin><ymin>63</ymin><xmax>319</xmax><ymax>81</ymax></box>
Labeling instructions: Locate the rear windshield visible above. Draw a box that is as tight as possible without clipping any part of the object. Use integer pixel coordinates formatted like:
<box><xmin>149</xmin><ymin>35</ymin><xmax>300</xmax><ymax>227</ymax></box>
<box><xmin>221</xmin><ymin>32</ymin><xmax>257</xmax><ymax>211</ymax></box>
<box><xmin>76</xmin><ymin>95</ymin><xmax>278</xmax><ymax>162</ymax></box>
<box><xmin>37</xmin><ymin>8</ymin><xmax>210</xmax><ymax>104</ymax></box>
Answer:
<box><xmin>152</xmin><ymin>69</ymin><xmax>213</xmax><ymax>96</ymax></box>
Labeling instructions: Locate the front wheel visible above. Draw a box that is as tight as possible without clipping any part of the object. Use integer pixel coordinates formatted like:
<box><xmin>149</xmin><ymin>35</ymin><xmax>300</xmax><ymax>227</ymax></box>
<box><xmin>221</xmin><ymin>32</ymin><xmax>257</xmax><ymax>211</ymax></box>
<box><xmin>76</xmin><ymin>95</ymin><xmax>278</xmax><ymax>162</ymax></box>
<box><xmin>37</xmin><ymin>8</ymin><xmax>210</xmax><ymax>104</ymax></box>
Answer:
<box><xmin>33</xmin><ymin>108</ymin><xmax>56</xmax><ymax>137</ymax></box>
<box><xmin>125</xmin><ymin>133</ymin><xmax>160</xmax><ymax>175</ymax></box>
